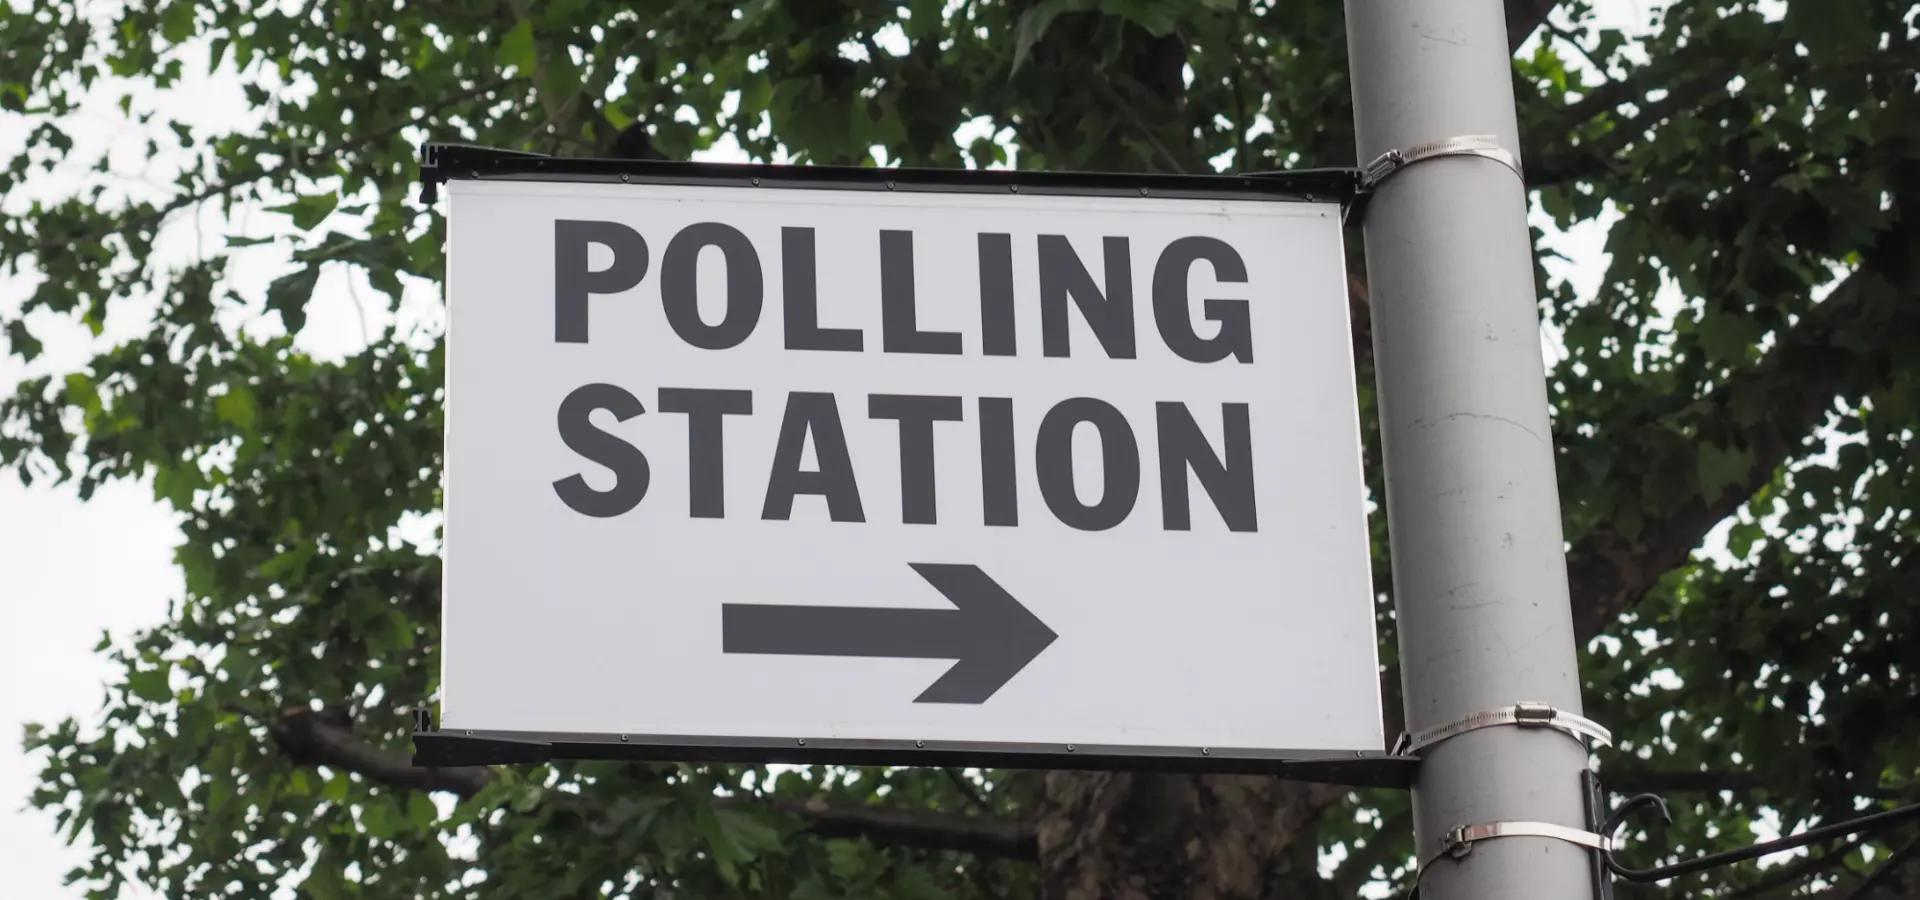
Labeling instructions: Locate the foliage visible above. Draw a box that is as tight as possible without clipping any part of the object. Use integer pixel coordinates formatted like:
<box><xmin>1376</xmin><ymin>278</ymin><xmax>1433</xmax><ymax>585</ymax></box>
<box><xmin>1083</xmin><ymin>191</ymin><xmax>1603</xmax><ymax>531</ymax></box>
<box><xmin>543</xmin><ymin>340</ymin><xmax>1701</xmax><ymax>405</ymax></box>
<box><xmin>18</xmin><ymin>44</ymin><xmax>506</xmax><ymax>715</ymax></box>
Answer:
<box><xmin>2</xmin><ymin>0</ymin><xmax>1917</xmax><ymax>897</ymax></box>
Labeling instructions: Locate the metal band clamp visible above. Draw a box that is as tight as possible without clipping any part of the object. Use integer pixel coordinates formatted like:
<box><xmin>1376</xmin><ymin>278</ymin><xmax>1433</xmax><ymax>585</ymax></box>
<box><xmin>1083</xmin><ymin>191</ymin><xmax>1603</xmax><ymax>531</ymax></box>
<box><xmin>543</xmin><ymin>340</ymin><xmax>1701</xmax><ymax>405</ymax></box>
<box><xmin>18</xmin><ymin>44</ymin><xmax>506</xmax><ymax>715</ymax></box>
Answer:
<box><xmin>1362</xmin><ymin>134</ymin><xmax>1524</xmax><ymax>189</ymax></box>
<box><xmin>1393</xmin><ymin>702</ymin><xmax>1612</xmax><ymax>756</ymax></box>
<box><xmin>1419</xmin><ymin>820</ymin><xmax>1615</xmax><ymax>876</ymax></box>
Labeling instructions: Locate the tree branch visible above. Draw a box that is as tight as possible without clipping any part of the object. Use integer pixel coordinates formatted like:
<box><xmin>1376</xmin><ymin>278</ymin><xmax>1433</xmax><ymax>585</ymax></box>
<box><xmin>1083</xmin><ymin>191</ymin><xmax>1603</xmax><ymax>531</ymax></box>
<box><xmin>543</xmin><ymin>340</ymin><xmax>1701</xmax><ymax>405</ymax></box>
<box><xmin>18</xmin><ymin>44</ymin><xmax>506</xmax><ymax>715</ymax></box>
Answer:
<box><xmin>1564</xmin><ymin>215</ymin><xmax>1920</xmax><ymax>640</ymax></box>
<box><xmin>33</xmin><ymin>79</ymin><xmax>509</xmax><ymax>258</ymax></box>
<box><xmin>1526</xmin><ymin>83</ymin><xmax>1718</xmax><ymax>189</ymax></box>
<box><xmin>1084</xmin><ymin>62</ymin><xmax>1186</xmax><ymax>174</ymax></box>
<box><xmin>1826</xmin><ymin>833</ymin><xmax>1920</xmax><ymax>900</ymax></box>
<box><xmin>1604</xmin><ymin>770</ymin><xmax>1766</xmax><ymax>794</ymax></box>
<box><xmin>747</xmin><ymin>795</ymin><xmax>1035</xmax><ymax>860</ymax></box>
<box><xmin>1348</xmin><ymin>271</ymin><xmax>1373</xmax><ymax>364</ymax></box>
<box><xmin>268</xmin><ymin>707</ymin><xmax>494</xmax><ymax>797</ymax></box>
<box><xmin>944</xmin><ymin>766</ymin><xmax>993</xmax><ymax>814</ymax></box>
<box><xmin>1814</xmin><ymin>837</ymin><xmax>1920</xmax><ymax>900</ymax></box>
<box><xmin>262</xmin><ymin>708</ymin><xmax>1036</xmax><ymax>859</ymax></box>
<box><xmin>1523</xmin><ymin>38</ymin><xmax>1738</xmax><ymax>190</ymax></box>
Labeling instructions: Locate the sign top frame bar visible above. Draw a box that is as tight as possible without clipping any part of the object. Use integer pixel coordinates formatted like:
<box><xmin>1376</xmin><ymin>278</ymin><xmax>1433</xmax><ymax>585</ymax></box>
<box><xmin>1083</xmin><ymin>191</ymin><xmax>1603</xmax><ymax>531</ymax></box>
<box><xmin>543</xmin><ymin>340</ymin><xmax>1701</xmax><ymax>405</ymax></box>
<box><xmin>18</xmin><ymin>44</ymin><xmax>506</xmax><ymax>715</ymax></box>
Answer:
<box><xmin>416</xmin><ymin>141</ymin><xmax>1366</xmax><ymax>207</ymax></box>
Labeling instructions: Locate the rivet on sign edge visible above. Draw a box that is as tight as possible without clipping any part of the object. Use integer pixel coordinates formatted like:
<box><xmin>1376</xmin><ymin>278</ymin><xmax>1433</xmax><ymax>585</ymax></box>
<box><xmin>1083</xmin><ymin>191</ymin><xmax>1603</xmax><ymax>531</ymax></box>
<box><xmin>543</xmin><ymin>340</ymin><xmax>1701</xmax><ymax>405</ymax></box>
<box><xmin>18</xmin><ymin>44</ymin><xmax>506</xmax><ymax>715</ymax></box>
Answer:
<box><xmin>916</xmin><ymin>740</ymin><xmax>925</xmax><ymax>748</ymax></box>
<box><xmin>1139</xmin><ymin>187</ymin><xmax>1150</xmax><ymax>195</ymax></box>
<box><xmin>465</xmin><ymin>730</ymin><xmax>473</xmax><ymax>736</ymax></box>
<box><xmin>886</xmin><ymin>181</ymin><xmax>896</xmax><ymax>190</ymax></box>
<box><xmin>797</xmin><ymin>738</ymin><xmax>808</xmax><ymax>746</ymax></box>
<box><xmin>1066</xmin><ymin>744</ymin><xmax>1076</xmax><ymax>752</ymax></box>
<box><xmin>751</xmin><ymin>177</ymin><xmax>761</xmax><ymax>186</ymax></box>
<box><xmin>620</xmin><ymin>734</ymin><xmax>629</xmax><ymax>742</ymax></box>
<box><xmin>620</xmin><ymin>173</ymin><xmax>630</xmax><ymax>183</ymax></box>
<box><xmin>1010</xmin><ymin>184</ymin><xmax>1019</xmax><ymax>193</ymax></box>
<box><xmin>1201</xmin><ymin>747</ymin><xmax>1211</xmax><ymax>755</ymax></box>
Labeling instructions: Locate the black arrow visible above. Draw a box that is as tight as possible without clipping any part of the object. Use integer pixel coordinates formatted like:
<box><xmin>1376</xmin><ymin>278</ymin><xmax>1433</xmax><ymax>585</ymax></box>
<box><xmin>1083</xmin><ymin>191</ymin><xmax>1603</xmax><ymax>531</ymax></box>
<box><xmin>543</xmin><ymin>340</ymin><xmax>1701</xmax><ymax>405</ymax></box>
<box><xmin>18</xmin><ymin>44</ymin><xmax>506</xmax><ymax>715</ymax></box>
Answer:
<box><xmin>721</xmin><ymin>563</ymin><xmax>1058</xmax><ymax>704</ymax></box>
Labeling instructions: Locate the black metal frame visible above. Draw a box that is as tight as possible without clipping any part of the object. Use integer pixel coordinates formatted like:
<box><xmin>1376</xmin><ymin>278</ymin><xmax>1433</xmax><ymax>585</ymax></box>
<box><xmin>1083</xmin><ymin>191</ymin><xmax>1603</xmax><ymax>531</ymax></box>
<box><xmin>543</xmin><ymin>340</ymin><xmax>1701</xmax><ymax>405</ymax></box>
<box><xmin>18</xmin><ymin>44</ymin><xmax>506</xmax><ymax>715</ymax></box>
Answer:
<box><xmin>412</xmin><ymin>715</ymin><xmax>1416</xmax><ymax>787</ymax></box>
<box><xmin>1585</xmin><ymin>770</ymin><xmax>1617</xmax><ymax>900</ymax></box>
<box><xmin>418</xmin><ymin>141</ymin><xmax>1366</xmax><ymax>207</ymax></box>
<box><xmin>411</xmin><ymin>141</ymin><xmax>1399</xmax><ymax>786</ymax></box>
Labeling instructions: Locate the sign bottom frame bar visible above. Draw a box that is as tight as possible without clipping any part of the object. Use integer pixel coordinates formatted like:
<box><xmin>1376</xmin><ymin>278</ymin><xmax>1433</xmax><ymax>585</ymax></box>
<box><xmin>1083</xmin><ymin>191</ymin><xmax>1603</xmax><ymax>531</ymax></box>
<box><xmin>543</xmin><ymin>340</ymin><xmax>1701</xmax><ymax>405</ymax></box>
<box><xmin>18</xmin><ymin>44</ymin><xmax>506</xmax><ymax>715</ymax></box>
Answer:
<box><xmin>413</xmin><ymin>727</ymin><xmax>1415</xmax><ymax>788</ymax></box>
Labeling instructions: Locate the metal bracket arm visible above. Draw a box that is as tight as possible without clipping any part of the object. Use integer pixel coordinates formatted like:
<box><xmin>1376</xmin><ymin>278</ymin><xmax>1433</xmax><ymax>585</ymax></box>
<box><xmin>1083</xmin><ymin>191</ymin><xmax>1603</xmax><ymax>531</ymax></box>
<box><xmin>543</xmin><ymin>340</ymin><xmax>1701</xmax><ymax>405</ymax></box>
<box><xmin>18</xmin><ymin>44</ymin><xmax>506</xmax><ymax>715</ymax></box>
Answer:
<box><xmin>1393</xmin><ymin>701</ymin><xmax>1613</xmax><ymax>757</ymax></box>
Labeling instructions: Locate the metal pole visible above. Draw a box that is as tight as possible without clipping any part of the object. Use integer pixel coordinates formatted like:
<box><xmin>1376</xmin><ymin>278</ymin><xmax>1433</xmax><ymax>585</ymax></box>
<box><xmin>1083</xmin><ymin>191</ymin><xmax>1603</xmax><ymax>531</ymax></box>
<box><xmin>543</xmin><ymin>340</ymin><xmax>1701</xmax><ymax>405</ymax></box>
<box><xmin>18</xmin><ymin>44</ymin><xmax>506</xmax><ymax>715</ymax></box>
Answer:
<box><xmin>1344</xmin><ymin>2</ymin><xmax>1597</xmax><ymax>899</ymax></box>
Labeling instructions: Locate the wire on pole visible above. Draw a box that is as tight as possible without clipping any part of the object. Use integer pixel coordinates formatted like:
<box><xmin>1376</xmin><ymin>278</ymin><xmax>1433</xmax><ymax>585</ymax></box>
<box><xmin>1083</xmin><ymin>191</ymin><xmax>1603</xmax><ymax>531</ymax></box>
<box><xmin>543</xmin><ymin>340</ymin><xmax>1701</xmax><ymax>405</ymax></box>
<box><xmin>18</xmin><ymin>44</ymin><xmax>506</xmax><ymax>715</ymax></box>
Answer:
<box><xmin>1601</xmin><ymin>794</ymin><xmax>1920</xmax><ymax>885</ymax></box>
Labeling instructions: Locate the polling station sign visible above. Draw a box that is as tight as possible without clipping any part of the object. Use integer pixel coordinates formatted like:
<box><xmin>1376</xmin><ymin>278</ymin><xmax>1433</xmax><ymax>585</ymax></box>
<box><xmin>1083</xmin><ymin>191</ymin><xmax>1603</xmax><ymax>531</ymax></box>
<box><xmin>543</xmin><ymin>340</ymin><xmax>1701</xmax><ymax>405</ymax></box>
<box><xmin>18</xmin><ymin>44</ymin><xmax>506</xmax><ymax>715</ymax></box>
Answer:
<box><xmin>435</xmin><ymin>162</ymin><xmax>1383</xmax><ymax>769</ymax></box>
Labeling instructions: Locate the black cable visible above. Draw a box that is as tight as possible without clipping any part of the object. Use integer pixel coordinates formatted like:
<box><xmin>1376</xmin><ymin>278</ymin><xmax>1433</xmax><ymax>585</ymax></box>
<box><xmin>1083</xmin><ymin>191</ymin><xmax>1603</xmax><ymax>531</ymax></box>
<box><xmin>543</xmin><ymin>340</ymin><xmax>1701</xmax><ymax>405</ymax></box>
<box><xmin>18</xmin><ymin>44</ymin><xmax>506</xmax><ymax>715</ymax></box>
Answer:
<box><xmin>1728</xmin><ymin>833</ymin><xmax>1870</xmax><ymax>899</ymax></box>
<box><xmin>1603</xmin><ymin>795</ymin><xmax>1920</xmax><ymax>884</ymax></box>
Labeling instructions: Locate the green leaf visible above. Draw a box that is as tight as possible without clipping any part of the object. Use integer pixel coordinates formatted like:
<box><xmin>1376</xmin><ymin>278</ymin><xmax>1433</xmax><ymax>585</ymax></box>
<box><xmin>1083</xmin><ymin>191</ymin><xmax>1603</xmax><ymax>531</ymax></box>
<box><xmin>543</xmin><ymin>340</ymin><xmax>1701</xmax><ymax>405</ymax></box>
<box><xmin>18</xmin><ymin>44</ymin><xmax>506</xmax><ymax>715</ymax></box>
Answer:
<box><xmin>694</xmin><ymin>801</ymin><xmax>747</xmax><ymax>883</ymax></box>
<box><xmin>127</xmin><ymin>664</ymin><xmax>171</xmax><ymax>703</ymax></box>
<box><xmin>407</xmin><ymin>791</ymin><xmax>437</xmax><ymax>830</ymax></box>
<box><xmin>1100</xmin><ymin>0</ymin><xmax>1179</xmax><ymax>35</ymax></box>
<box><xmin>509</xmin><ymin>783</ymin><xmax>543</xmax><ymax>812</ymax></box>
<box><xmin>1727</xmin><ymin>518</ymin><xmax>1763</xmax><ymax>561</ymax></box>
<box><xmin>1696</xmin><ymin>442</ymin><xmax>1754</xmax><ymax>503</ymax></box>
<box><xmin>499</xmin><ymin>19</ymin><xmax>536</xmax><ymax>72</ymax></box>
<box><xmin>271</xmin><ymin>193</ymin><xmax>339</xmax><ymax>231</ymax></box>
<box><xmin>62</xmin><ymin>372</ymin><xmax>100</xmax><ymax>416</ymax></box>
<box><xmin>4</xmin><ymin>319</ymin><xmax>42</xmax><ymax>361</ymax></box>
<box><xmin>265</xmin><ymin>263</ymin><xmax>322</xmax><ymax>334</ymax></box>
<box><xmin>713</xmin><ymin>806</ymin><xmax>783</xmax><ymax>855</ymax></box>
<box><xmin>161</xmin><ymin>2</ymin><xmax>196</xmax><ymax>42</ymax></box>
<box><xmin>721</xmin><ymin>0</ymin><xmax>778</xmax><ymax>41</ymax></box>
<box><xmin>790</xmin><ymin>878</ymin><xmax>837</xmax><ymax>900</ymax></box>
<box><xmin>207</xmin><ymin>771</ymin><xmax>233</xmax><ymax>815</ymax></box>
<box><xmin>361</xmin><ymin>795</ymin><xmax>401</xmax><ymax>838</ymax></box>
<box><xmin>1013</xmin><ymin>0</ymin><xmax>1085</xmax><ymax>73</ymax></box>
<box><xmin>889</xmin><ymin>864</ymin><xmax>949</xmax><ymax>900</ymax></box>
<box><xmin>214</xmin><ymin>383</ymin><xmax>259</xmax><ymax>432</ymax></box>
<box><xmin>1784</xmin><ymin>0</ymin><xmax>1871</xmax><ymax>56</ymax></box>
<box><xmin>301</xmin><ymin>864</ymin><xmax>351</xmax><ymax>900</ymax></box>
<box><xmin>904</xmin><ymin>0</ymin><xmax>942</xmax><ymax>40</ymax></box>
<box><xmin>322</xmin><ymin>773</ymin><xmax>350</xmax><ymax>804</ymax></box>
<box><xmin>592</xmin><ymin>794</ymin><xmax>671</xmax><ymax>837</ymax></box>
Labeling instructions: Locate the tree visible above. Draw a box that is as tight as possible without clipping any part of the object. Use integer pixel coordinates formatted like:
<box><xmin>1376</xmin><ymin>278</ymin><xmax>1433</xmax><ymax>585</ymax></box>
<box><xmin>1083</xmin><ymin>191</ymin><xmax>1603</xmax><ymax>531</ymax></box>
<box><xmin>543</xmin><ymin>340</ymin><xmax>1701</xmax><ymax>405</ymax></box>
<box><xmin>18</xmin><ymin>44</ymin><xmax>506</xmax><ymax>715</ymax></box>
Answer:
<box><xmin>2</xmin><ymin>0</ymin><xmax>1916</xmax><ymax>897</ymax></box>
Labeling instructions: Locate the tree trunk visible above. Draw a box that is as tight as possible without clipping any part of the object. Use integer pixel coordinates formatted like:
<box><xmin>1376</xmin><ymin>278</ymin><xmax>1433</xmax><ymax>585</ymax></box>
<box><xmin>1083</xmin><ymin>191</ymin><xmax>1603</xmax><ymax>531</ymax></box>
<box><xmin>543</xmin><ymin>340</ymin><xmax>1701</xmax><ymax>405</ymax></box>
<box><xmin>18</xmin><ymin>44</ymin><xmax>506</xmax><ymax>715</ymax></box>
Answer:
<box><xmin>1034</xmin><ymin>773</ymin><xmax>1346</xmax><ymax>900</ymax></box>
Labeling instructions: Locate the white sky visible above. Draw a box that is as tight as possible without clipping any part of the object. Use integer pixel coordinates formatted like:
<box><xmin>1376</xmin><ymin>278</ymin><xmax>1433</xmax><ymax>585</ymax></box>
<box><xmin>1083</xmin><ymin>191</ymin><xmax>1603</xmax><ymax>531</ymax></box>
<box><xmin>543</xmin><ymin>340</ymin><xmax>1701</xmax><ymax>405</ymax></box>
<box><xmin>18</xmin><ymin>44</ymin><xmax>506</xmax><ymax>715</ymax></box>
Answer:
<box><xmin>0</xmin><ymin>2</ymin><xmax>1663</xmax><ymax>893</ymax></box>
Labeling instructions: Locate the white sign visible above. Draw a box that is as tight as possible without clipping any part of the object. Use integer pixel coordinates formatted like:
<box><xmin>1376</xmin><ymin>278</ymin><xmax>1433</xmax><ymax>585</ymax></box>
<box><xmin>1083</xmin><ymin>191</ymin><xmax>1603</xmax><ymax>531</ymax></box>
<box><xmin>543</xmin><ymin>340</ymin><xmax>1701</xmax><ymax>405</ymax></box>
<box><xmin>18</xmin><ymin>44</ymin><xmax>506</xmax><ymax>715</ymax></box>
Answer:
<box><xmin>441</xmin><ymin>174</ymin><xmax>1381</xmax><ymax>760</ymax></box>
